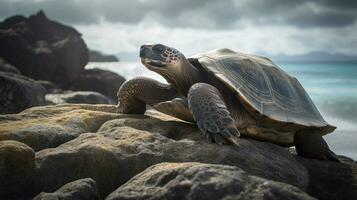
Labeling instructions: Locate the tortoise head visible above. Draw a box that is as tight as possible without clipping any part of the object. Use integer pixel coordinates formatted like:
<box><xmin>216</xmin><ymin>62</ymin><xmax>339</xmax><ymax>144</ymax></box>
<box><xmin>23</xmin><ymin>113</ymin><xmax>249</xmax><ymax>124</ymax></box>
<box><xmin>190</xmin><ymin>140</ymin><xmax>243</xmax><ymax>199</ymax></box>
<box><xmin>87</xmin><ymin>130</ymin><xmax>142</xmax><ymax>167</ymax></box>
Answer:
<box><xmin>140</xmin><ymin>43</ymin><xmax>201</xmax><ymax>94</ymax></box>
<box><xmin>140</xmin><ymin>44</ymin><xmax>186</xmax><ymax>75</ymax></box>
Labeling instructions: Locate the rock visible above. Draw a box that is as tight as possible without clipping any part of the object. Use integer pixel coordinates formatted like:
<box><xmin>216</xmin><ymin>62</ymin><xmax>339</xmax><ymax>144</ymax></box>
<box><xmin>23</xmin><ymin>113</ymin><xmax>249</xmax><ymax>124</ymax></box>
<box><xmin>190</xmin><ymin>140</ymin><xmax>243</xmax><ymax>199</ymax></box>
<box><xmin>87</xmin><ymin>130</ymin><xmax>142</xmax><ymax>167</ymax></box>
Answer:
<box><xmin>0</xmin><ymin>71</ymin><xmax>46</xmax><ymax>114</ymax></box>
<box><xmin>37</xmin><ymin>80</ymin><xmax>62</xmax><ymax>94</ymax></box>
<box><xmin>34</xmin><ymin>110</ymin><xmax>308</xmax><ymax>198</ymax></box>
<box><xmin>46</xmin><ymin>91</ymin><xmax>114</xmax><ymax>104</ymax></box>
<box><xmin>68</xmin><ymin>68</ymin><xmax>125</xmax><ymax>101</ymax></box>
<box><xmin>1</xmin><ymin>104</ymin><xmax>355</xmax><ymax>200</ymax></box>
<box><xmin>89</xmin><ymin>50</ymin><xmax>119</xmax><ymax>62</ymax></box>
<box><xmin>0</xmin><ymin>57</ymin><xmax>20</xmax><ymax>74</ymax></box>
<box><xmin>0</xmin><ymin>11</ymin><xmax>88</xmax><ymax>88</ymax></box>
<box><xmin>295</xmin><ymin>156</ymin><xmax>357</xmax><ymax>200</ymax></box>
<box><xmin>106</xmin><ymin>162</ymin><xmax>315</xmax><ymax>200</ymax></box>
<box><xmin>0</xmin><ymin>140</ymin><xmax>35</xmax><ymax>199</ymax></box>
<box><xmin>33</xmin><ymin>178</ymin><xmax>99</xmax><ymax>200</ymax></box>
<box><xmin>0</xmin><ymin>104</ymin><xmax>120</xmax><ymax>151</ymax></box>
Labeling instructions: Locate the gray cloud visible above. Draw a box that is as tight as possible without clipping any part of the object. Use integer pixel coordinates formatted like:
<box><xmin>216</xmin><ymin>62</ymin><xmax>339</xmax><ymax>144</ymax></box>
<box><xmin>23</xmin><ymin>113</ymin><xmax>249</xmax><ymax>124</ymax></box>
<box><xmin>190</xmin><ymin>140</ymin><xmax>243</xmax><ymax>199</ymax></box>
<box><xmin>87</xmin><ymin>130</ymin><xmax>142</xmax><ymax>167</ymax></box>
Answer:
<box><xmin>0</xmin><ymin>0</ymin><xmax>356</xmax><ymax>29</ymax></box>
<box><xmin>286</xmin><ymin>5</ymin><xmax>356</xmax><ymax>28</ymax></box>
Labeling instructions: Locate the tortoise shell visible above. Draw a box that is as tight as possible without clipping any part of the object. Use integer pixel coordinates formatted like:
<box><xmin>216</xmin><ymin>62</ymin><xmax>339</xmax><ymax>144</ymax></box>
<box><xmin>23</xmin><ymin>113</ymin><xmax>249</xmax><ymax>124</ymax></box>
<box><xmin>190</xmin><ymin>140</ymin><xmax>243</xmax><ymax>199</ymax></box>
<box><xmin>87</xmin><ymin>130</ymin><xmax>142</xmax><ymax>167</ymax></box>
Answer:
<box><xmin>191</xmin><ymin>48</ymin><xmax>335</xmax><ymax>136</ymax></box>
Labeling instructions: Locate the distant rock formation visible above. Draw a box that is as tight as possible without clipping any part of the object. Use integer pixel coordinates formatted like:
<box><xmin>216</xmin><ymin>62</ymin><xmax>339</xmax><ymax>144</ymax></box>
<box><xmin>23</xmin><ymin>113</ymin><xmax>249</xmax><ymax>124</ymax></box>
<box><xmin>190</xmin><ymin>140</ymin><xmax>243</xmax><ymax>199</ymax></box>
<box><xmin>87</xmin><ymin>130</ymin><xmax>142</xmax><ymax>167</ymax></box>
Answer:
<box><xmin>0</xmin><ymin>11</ymin><xmax>89</xmax><ymax>88</ymax></box>
<box><xmin>89</xmin><ymin>50</ymin><xmax>119</xmax><ymax>62</ymax></box>
<box><xmin>260</xmin><ymin>51</ymin><xmax>357</xmax><ymax>63</ymax></box>
<box><xmin>0</xmin><ymin>11</ymin><xmax>128</xmax><ymax>113</ymax></box>
<box><xmin>68</xmin><ymin>68</ymin><xmax>125</xmax><ymax>101</ymax></box>
<box><xmin>0</xmin><ymin>57</ymin><xmax>20</xmax><ymax>74</ymax></box>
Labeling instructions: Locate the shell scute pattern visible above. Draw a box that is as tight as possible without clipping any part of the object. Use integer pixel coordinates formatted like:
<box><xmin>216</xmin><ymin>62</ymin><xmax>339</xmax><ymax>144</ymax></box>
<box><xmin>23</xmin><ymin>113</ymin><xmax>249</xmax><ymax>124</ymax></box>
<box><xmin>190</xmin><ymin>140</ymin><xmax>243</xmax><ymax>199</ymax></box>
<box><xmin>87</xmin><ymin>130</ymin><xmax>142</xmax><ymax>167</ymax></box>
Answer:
<box><xmin>191</xmin><ymin>49</ymin><xmax>333</xmax><ymax>129</ymax></box>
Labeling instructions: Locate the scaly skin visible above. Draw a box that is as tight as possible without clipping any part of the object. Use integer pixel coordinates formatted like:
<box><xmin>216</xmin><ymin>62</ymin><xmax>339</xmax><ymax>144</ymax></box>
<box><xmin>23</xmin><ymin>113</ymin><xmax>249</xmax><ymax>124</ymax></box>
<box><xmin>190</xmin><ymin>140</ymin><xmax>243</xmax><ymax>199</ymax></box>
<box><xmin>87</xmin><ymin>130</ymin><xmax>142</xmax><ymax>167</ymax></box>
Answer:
<box><xmin>117</xmin><ymin>76</ymin><xmax>178</xmax><ymax>114</ymax></box>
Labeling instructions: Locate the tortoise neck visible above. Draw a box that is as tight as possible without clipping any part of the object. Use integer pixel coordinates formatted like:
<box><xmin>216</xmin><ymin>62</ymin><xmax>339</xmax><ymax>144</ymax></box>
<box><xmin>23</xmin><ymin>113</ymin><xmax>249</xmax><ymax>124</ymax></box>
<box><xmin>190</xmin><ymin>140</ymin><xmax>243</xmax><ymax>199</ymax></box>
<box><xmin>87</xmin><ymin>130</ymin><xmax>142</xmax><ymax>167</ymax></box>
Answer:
<box><xmin>168</xmin><ymin>59</ymin><xmax>202</xmax><ymax>96</ymax></box>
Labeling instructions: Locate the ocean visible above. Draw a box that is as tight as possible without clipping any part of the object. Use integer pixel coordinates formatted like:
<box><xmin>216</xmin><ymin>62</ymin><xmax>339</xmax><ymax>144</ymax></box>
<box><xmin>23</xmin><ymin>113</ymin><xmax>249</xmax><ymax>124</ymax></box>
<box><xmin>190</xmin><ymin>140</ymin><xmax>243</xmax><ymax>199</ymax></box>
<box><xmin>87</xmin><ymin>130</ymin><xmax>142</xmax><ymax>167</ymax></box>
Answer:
<box><xmin>86</xmin><ymin>61</ymin><xmax>357</xmax><ymax>159</ymax></box>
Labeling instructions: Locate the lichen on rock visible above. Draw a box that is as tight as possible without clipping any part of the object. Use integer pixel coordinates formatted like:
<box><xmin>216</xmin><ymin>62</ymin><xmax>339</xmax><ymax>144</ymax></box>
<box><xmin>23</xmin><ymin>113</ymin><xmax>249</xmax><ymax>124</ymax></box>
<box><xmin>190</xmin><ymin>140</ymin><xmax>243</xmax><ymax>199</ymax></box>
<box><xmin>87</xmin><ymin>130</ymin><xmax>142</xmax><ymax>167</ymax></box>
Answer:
<box><xmin>106</xmin><ymin>162</ymin><xmax>316</xmax><ymax>200</ymax></box>
<box><xmin>0</xmin><ymin>104</ymin><xmax>120</xmax><ymax>151</ymax></box>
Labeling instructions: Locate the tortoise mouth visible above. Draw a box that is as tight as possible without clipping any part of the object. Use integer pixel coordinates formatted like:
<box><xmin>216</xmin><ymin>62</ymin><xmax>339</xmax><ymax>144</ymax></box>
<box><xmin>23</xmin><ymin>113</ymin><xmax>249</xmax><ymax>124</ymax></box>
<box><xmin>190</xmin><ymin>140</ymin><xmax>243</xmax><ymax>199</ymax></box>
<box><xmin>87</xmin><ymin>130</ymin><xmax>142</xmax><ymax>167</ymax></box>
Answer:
<box><xmin>141</xmin><ymin>58</ymin><xmax>167</xmax><ymax>68</ymax></box>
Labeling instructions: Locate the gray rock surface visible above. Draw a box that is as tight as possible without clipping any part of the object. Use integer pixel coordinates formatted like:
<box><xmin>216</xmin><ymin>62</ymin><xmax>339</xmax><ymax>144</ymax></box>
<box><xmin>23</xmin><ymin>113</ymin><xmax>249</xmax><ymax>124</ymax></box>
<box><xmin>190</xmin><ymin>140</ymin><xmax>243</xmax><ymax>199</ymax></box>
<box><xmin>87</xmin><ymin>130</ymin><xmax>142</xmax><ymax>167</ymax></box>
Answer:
<box><xmin>34</xmin><ymin>109</ymin><xmax>308</xmax><ymax>198</ymax></box>
<box><xmin>89</xmin><ymin>50</ymin><xmax>119</xmax><ymax>62</ymax></box>
<box><xmin>106</xmin><ymin>162</ymin><xmax>316</xmax><ymax>200</ymax></box>
<box><xmin>0</xmin><ymin>104</ymin><xmax>120</xmax><ymax>151</ymax></box>
<box><xmin>33</xmin><ymin>178</ymin><xmax>99</xmax><ymax>200</ymax></box>
<box><xmin>0</xmin><ymin>104</ymin><xmax>355</xmax><ymax>200</ymax></box>
<box><xmin>0</xmin><ymin>140</ymin><xmax>35</xmax><ymax>199</ymax></box>
<box><xmin>37</xmin><ymin>80</ymin><xmax>62</xmax><ymax>94</ymax></box>
<box><xmin>68</xmin><ymin>68</ymin><xmax>125</xmax><ymax>101</ymax></box>
<box><xmin>0</xmin><ymin>71</ymin><xmax>46</xmax><ymax>114</ymax></box>
<box><xmin>46</xmin><ymin>91</ymin><xmax>114</xmax><ymax>105</ymax></box>
<box><xmin>296</xmin><ymin>156</ymin><xmax>357</xmax><ymax>200</ymax></box>
<box><xmin>0</xmin><ymin>57</ymin><xmax>20</xmax><ymax>74</ymax></box>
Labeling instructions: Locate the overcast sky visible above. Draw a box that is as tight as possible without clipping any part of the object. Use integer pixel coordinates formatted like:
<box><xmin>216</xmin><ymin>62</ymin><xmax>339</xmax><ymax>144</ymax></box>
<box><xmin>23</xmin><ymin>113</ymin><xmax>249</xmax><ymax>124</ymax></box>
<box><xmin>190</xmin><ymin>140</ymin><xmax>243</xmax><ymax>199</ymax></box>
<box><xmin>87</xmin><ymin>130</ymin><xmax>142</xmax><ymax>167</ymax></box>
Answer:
<box><xmin>1</xmin><ymin>0</ymin><xmax>357</xmax><ymax>59</ymax></box>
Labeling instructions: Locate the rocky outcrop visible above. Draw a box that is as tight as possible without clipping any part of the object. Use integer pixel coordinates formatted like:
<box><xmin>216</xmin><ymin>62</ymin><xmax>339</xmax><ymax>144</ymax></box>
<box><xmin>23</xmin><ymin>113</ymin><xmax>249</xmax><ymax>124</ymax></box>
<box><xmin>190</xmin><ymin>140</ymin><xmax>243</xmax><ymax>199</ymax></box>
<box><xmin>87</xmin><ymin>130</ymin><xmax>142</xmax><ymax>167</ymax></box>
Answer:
<box><xmin>0</xmin><ymin>72</ymin><xmax>46</xmax><ymax>114</ymax></box>
<box><xmin>46</xmin><ymin>91</ymin><xmax>114</xmax><ymax>105</ymax></box>
<box><xmin>0</xmin><ymin>57</ymin><xmax>20</xmax><ymax>74</ymax></box>
<box><xmin>106</xmin><ymin>162</ymin><xmax>316</xmax><ymax>200</ymax></box>
<box><xmin>33</xmin><ymin>178</ymin><xmax>99</xmax><ymax>200</ymax></box>
<box><xmin>0</xmin><ymin>104</ymin><xmax>355</xmax><ymax>200</ymax></box>
<box><xmin>68</xmin><ymin>68</ymin><xmax>125</xmax><ymax>100</ymax></box>
<box><xmin>32</xmin><ymin>106</ymin><xmax>308</xmax><ymax>198</ymax></box>
<box><xmin>0</xmin><ymin>11</ymin><xmax>127</xmax><ymax>112</ymax></box>
<box><xmin>0</xmin><ymin>11</ymin><xmax>88</xmax><ymax>88</ymax></box>
<box><xmin>0</xmin><ymin>104</ymin><xmax>120</xmax><ymax>151</ymax></box>
<box><xmin>89</xmin><ymin>50</ymin><xmax>119</xmax><ymax>62</ymax></box>
<box><xmin>37</xmin><ymin>80</ymin><xmax>62</xmax><ymax>94</ymax></box>
<box><xmin>0</xmin><ymin>140</ymin><xmax>35</xmax><ymax>199</ymax></box>
<box><xmin>295</xmin><ymin>156</ymin><xmax>357</xmax><ymax>200</ymax></box>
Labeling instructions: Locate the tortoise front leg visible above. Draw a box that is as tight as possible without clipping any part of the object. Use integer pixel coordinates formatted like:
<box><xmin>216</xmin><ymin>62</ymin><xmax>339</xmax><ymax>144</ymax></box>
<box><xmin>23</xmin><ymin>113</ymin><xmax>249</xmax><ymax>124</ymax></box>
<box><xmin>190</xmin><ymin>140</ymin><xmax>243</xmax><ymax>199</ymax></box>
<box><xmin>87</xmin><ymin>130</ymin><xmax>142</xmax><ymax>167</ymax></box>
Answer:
<box><xmin>188</xmin><ymin>83</ymin><xmax>240</xmax><ymax>145</ymax></box>
<box><xmin>117</xmin><ymin>77</ymin><xmax>178</xmax><ymax>114</ymax></box>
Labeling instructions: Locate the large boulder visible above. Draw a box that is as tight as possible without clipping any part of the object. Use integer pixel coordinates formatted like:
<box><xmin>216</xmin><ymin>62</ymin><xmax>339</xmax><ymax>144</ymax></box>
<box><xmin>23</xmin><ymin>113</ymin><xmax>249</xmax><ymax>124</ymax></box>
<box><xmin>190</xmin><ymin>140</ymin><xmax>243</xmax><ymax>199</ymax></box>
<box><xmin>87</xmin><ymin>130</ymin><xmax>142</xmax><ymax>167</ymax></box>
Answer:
<box><xmin>295</xmin><ymin>156</ymin><xmax>357</xmax><ymax>200</ymax></box>
<box><xmin>89</xmin><ymin>50</ymin><xmax>119</xmax><ymax>62</ymax></box>
<box><xmin>106</xmin><ymin>162</ymin><xmax>316</xmax><ymax>200</ymax></box>
<box><xmin>33</xmin><ymin>109</ymin><xmax>308</xmax><ymax>198</ymax></box>
<box><xmin>33</xmin><ymin>178</ymin><xmax>99</xmax><ymax>200</ymax></box>
<box><xmin>0</xmin><ymin>140</ymin><xmax>35</xmax><ymax>199</ymax></box>
<box><xmin>0</xmin><ymin>104</ymin><xmax>120</xmax><ymax>151</ymax></box>
<box><xmin>46</xmin><ymin>91</ymin><xmax>114</xmax><ymax>105</ymax></box>
<box><xmin>68</xmin><ymin>68</ymin><xmax>125</xmax><ymax>101</ymax></box>
<box><xmin>0</xmin><ymin>71</ymin><xmax>46</xmax><ymax>114</ymax></box>
<box><xmin>37</xmin><ymin>80</ymin><xmax>62</xmax><ymax>94</ymax></box>
<box><xmin>0</xmin><ymin>57</ymin><xmax>20</xmax><ymax>74</ymax></box>
<box><xmin>0</xmin><ymin>11</ymin><xmax>88</xmax><ymax>88</ymax></box>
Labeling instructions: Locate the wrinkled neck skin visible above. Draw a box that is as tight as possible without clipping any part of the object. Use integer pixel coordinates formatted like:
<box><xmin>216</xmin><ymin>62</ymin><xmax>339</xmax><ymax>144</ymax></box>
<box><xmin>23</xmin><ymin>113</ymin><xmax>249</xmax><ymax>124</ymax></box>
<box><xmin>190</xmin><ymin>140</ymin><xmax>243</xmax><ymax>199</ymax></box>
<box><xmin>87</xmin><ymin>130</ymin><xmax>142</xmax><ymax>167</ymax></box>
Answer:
<box><xmin>164</xmin><ymin>59</ymin><xmax>202</xmax><ymax>96</ymax></box>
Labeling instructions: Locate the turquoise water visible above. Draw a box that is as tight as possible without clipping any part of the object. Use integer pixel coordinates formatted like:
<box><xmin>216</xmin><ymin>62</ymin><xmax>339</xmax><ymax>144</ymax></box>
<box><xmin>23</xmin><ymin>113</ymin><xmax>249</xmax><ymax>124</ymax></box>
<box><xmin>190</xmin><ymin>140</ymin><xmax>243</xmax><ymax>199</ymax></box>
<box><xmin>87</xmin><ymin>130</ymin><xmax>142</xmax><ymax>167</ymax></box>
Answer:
<box><xmin>87</xmin><ymin>62</ymin><xmax>357</xmax><ymax>159</ymax></box>
<box><xmin>280</xmin><ymin>63</ymin><xmax>357</xmax><ymax>159</ymax></box>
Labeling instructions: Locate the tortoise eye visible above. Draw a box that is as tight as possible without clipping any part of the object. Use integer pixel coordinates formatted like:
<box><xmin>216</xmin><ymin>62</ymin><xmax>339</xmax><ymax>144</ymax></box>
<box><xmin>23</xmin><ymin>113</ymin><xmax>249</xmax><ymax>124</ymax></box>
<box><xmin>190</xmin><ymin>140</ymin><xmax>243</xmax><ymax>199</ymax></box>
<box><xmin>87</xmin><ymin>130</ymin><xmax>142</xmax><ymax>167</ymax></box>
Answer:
<box><xmin>153</xmin><ymin>44</ymin><xmax>165</xmax><ymax>53</ymax></box>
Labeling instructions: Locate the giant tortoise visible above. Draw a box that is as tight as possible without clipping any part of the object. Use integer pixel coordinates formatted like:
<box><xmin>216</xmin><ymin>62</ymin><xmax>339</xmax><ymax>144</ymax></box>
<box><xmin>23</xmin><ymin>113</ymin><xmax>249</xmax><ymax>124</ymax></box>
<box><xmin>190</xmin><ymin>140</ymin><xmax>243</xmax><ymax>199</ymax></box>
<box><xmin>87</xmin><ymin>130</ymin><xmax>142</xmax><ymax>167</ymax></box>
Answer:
<box><xmin>117</xmin><ymin>44</ymin><xmax>338</xmax><ymax>161</ymax></box>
